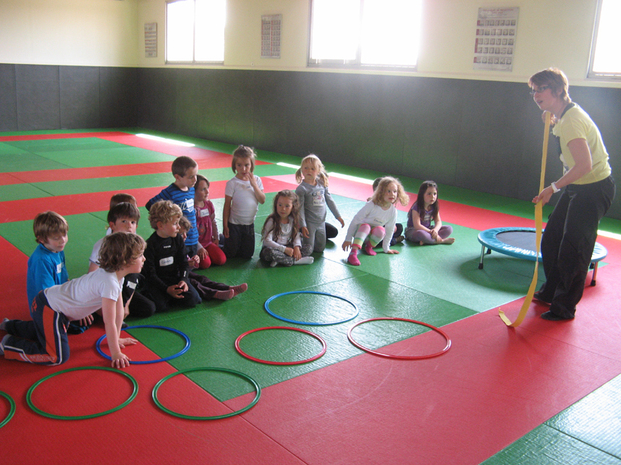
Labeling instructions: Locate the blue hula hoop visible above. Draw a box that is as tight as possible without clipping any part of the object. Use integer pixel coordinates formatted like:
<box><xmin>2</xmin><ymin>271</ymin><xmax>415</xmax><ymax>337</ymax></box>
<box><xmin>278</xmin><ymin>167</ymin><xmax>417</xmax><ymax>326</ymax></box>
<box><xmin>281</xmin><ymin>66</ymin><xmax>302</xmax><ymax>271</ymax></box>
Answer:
<box><xmin>264</xmin><ymin>291</ymin><xmax>359</xmax><ymax>326</ymax></box>
<box><xmin>96</xmin><ymin>325</ymin><xmax>190</xmax><ymax>364</ymax></box>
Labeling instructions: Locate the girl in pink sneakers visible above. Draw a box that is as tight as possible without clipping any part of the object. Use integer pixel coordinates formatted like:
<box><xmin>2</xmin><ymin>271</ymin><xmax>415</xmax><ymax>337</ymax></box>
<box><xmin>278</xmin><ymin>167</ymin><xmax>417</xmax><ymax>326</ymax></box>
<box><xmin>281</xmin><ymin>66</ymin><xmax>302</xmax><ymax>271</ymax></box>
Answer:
<box><xmin>342</xmin><ymin>177</ymin><xmax>409</xmax><ymax>266</ymax></box>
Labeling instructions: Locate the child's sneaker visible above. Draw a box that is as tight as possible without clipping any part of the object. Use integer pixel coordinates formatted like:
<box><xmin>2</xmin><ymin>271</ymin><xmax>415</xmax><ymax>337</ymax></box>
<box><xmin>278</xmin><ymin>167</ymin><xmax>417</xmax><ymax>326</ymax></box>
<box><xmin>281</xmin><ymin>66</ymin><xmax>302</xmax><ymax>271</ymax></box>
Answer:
<box><xmin>391</xmin><ymin>235</ymin><xmax>405</xmax><ymax>245</ymax></box>
<box><xmin>0</xmin><ymin>334</ymin><xmax>9</xmax><ymax>355</ymax></box>
<box><xmin>0</xmin><ymin>318</ymin><xmax>8</xmax><ymax>331</ymax></box>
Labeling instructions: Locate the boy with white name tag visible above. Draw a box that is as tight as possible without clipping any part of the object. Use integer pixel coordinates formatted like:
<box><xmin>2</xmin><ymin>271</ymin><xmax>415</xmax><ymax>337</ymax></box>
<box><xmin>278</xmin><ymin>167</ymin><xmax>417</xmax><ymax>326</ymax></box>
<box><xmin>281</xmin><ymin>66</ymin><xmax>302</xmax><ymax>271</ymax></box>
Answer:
<box><xmin>142</xmin><ymin>200</ymin><xmax>201</xmax><ymax>313</ymax></box>
<box><xmin>26</xmin><ymin>212</ymin><xmax>91</xmax><ymax>333</ymax></box>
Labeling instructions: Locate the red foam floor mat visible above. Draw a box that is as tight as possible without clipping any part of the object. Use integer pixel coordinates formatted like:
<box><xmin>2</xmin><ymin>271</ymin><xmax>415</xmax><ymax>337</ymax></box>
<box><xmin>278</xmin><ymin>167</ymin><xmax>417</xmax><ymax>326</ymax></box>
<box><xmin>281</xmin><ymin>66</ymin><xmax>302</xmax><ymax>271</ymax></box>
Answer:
<box><xmin>2</xmin><ymin>134</ymin><xmax>620</xmax><ymax>464</ymax></box>
<box><xmin>0</xmin><ymin>131</ymin><xmax>129</xmax><ymax>142</ymax></box>
<box><xmin>0</xmin><ymin>237</ymin><xmax>304</xmax><ymax>464</ymax></box>
<box><xmin>268</xmin><ymin>173</ymin><xmax>543</xmax><ymax>232</ymax></box>
<box><xmin>231</xmin><ymin>274</ymin><xmax>621</xmax><ymax>464</ymax></box>
<box><xmin>0</xmin><ymin>177</ymin><xmax>299</xmax><ymax>223</ymax></box>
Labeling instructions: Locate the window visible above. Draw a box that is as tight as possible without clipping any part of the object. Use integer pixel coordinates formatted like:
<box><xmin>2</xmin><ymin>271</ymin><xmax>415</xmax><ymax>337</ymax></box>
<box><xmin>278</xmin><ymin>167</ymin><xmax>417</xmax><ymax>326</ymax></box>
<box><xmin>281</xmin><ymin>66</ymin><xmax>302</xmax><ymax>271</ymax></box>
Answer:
<box><xmin>309</xmin><ymin>0</ymin><xmax>423</xmax><ymax>69</ymax></box>
<box><xmin>166</xmin><ymin>0</ymin><xmax>226</xmax><ymax>64</ymax></box>
<box><xmin>588</xmin><ymin>0</ymin><xmax>621</xmax><ymax>78</ymax></box>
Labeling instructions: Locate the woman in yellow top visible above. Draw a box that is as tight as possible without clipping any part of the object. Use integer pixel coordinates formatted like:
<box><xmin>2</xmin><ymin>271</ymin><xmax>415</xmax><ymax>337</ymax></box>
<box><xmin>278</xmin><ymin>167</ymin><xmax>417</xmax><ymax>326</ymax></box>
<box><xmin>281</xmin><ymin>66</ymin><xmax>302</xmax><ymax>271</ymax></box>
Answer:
<box><xmin>530</xmin><ymin>68</ymin><xmax>615</xmax><ymax>321</ymax></box>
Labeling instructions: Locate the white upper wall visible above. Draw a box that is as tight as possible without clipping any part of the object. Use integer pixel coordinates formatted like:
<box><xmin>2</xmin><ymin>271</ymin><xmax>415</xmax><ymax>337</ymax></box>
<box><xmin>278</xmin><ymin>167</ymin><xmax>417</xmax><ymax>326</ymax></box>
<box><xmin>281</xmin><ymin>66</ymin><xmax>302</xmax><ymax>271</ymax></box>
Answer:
<box><xmin>1</xmin><ymin>0</ymin><xmax>618</xmax><ymax>88</ymax></box>
<box><xmin>0</xmin><ymin>0</ymin><xmax>138</xmax><ymax>67</ymax></box>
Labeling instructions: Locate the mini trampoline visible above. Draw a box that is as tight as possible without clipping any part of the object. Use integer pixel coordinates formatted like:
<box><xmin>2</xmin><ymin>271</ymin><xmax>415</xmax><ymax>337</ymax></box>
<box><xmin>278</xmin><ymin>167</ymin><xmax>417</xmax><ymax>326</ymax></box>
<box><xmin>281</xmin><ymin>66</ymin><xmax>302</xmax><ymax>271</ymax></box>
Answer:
<box><xmin>477</xmin><ymin>227</ymin><xmax>607</xmax><ymax>286</ymax></box>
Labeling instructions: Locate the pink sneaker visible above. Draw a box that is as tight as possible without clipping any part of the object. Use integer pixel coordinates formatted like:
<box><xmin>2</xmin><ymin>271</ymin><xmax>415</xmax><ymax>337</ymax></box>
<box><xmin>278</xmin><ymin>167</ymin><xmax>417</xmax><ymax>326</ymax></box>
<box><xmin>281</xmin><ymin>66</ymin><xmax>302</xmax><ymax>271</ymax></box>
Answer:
<box><xmin>348</xmin><ymin>252</ymin><xmax>361</xmax><ymax>266</ymax></box>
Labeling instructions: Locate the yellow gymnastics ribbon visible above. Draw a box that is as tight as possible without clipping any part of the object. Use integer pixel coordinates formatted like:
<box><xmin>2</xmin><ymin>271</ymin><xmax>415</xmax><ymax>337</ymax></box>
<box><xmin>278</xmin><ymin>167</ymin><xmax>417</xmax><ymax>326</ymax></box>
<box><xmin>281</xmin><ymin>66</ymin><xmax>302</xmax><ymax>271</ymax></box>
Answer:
<box><xmin>499</xmin><ymin>111</ymin><xmax>551</xmax><ymax>327</ymax></box>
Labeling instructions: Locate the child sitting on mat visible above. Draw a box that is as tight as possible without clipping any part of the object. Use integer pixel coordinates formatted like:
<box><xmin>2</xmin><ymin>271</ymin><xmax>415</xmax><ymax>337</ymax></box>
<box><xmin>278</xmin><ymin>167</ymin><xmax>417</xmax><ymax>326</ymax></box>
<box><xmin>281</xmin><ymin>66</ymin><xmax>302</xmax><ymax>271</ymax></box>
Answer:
<box><xmin>260</xmin><ymin>190</ymin><xmax>314</xmax><ymax>267</ymax></box>
<box><xmin>178</xmin><ymin>216</ymin><xmax>247</xmax><ymax>300</ymax></box>
<box><xmin>221</xmin><ymin>145</ymin><xmax>266</xmax><ymax>259</ymax></box>
<box><xmin>343</xmin><ymin>177</ymin><xmax>409</xmax><ymax>266</ymax></box>
<box><xmin>367</xmin><ymin>177</ymin><xmax>405</xmax><ymax>247</ymax></box>
<box><xmin>194</xmin><ymin>174</ymin><xmax>226</xmax><ymax>268</ymax></box>
<box><xmin>1</xmin><ymin>233</ymin><xmax>145</xmax><ymax>368</ymax></box>
<box><xmin>405</xmin><ymin>180</ymin><xmax>454</xmax><ymax>245</ymax></box>
<box><xmin>142</xmin><ymin>200</ymin><xmax>202</xmax><ymax>313</ymax></box>
<box><xmin>104</xmin><ymin>193</ymin><xmax>138</xmax><ymax>234</ymax></box>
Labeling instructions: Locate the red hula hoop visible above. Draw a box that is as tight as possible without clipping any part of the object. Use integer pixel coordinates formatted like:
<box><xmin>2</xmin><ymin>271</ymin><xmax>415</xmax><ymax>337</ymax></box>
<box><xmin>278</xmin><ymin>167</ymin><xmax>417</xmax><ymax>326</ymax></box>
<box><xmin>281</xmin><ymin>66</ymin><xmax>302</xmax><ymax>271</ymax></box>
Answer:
<box><xmin>347</xmin><ymin>317</ymin><xmax>452</xmax><ymax>360</ymax></box>
<box><xmin>235</xmin><ymin>326</ymin><xmax>327</xmax><ymax>365</ymax></box>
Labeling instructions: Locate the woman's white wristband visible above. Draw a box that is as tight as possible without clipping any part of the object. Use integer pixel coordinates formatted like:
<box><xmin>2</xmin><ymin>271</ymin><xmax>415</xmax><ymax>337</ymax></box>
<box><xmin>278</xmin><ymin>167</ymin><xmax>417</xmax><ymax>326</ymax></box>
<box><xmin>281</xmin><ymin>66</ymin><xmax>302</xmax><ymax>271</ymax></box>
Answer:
<box><xmin>551</xmin><ymin>182</ymin><xmax>560</xmax><ymax>193</ymax></box>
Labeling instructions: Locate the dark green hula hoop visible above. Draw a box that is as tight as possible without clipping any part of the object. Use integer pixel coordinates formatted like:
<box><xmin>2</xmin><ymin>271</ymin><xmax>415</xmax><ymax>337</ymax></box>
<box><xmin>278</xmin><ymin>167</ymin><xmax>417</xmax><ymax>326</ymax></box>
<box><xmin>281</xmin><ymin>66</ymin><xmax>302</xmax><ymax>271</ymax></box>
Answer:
<box><xmin>152</xmin><ymin>367</ymin><xmax>261</xmax><ymax>420</ymax></box>
<box><xmin>0</xmin><ymin>391</ymin><xmax>16</xmax><ymax>428</ymax></box>
<box><xmin>27</xmin><ymin>366</ymin><xmax>138</xmax><ymax>420</ymax></box>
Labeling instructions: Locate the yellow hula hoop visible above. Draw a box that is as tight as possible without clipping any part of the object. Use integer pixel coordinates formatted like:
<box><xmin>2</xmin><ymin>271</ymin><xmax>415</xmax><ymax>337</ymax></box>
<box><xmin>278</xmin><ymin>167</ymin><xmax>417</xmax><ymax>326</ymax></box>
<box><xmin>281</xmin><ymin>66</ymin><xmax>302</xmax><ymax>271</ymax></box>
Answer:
<box><xmin>499</xmin><ymin>111</ymin><xmax>551</xmax><ymax>327</ymax></box>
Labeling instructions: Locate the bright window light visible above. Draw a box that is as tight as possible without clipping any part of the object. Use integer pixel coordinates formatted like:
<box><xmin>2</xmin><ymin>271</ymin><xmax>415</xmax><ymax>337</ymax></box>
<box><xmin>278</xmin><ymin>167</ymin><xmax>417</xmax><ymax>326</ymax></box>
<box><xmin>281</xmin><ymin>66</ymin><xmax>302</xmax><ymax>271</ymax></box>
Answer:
<box><xmin>167</xmin><ymin>1</ymin><xmax>195</xmax><ymax>62</ymax></box>
<box><xmin>328</xmin><ymin>172</ymin><xmax>374</xmax><ymax>184</ymax></box>
<box><xmin>136</xmin><ymin>134</ymin><xmax>195</xmax><ymax>147</ymax></box>
<box><xmin>589</xmin><ymin>0</ymin><xmax>621</xmax><ymax>77</ymax></box>
<box><xmin>195</xmin><ymin>0</ymin><xmax>226</xmax><ymax>62</ymax></box>
<box><xmin>276</xmin><ymin>162</ymin><xmax>374</xmax><ymax>184</ymax></box>
<box><xmin>166</xmin><ymin>0</ymin><xmax>226</xmax><ymax>64</ymax></box>
<box><xmin>310</xmin><ymin>0</ymin><xmax>359</xmax><ymax>61</ymax></box>
<box><xmin>361</xmin><ymin>0</ymin><xmax>422</xmax><ymax>66</ymax></box>
<box><xmin>276</xmin><ymin>162</ymin><xmax>301</xmax><ymax>169</ymax></box>
<box><xmin>309</xmin><ymin>0</ymin><xmax>422</xmax><ymax>68</ymax></box>
<box><xmin>598</xmin><ymin>229</ymin><xmax>621</xmax><ymax>241</ymax></box>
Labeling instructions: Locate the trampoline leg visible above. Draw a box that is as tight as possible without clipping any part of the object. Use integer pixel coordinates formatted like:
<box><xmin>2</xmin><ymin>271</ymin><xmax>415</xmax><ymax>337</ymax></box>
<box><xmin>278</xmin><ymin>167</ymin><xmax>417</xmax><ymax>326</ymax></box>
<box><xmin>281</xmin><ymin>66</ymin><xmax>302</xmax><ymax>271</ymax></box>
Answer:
<box><xmin>590</xmin><ymin>263</ymin><xmax>598</xmax><ymax>286</ymax></box>
<box><xmin>479</xmin><ymin>246</ymin><xmax>486</xmax><ymax>269</ymax></box>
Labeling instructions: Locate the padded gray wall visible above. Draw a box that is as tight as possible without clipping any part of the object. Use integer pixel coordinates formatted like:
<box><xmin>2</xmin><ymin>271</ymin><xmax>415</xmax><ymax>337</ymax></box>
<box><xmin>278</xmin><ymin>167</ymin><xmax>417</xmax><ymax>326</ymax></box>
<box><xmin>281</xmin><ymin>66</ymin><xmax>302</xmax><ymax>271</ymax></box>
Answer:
<box><xmin>0</xmin><ymin>64</ymin><xmax>618</xmax><ymax>219</ymax></box>
<box><xmin>0</xmin><ymin>64</ymin><xmax>139</xmax><ymax>132</ymax></box>
<box><xmin>138</xmin><ymin>68</ymin><xmax>620</xmax><ymax>219</ymax></box>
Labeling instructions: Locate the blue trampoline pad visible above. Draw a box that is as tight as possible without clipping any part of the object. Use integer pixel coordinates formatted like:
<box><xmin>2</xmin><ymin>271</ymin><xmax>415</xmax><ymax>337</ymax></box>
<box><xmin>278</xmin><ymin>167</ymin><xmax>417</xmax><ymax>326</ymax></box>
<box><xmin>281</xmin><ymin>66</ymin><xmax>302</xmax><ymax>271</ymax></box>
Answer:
<box><xmin>477</xmin><ymin>227</ymin><xmax>607</xmax><ymax>285</ymax></box>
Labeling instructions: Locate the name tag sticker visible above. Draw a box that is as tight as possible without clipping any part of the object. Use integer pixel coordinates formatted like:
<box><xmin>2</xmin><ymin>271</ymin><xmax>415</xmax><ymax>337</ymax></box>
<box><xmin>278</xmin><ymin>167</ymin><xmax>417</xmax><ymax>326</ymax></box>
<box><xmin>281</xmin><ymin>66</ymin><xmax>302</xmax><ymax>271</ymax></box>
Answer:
<box><xmin>159</xmin><ymin>256</ymin><xmax>174</xmax><ymax>267</ymax></box>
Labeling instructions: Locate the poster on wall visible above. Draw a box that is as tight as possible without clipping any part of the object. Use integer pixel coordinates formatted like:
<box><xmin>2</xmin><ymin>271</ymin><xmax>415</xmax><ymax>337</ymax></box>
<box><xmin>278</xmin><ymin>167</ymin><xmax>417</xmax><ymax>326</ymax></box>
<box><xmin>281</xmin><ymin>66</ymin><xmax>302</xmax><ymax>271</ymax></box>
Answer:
<box><xmin>261</xmin><ymin>14</ymin><xmax>282</xmax><ymax>59</ymax></box>
<box><xmin>473</xmin><ymin>7</ymin><xmax>519</xmax><ymax>71</ymax></box>
<box><xmin>145</xmin><ymin>23</ymin><xmax>157</xmax><ymax>58</ymax></box>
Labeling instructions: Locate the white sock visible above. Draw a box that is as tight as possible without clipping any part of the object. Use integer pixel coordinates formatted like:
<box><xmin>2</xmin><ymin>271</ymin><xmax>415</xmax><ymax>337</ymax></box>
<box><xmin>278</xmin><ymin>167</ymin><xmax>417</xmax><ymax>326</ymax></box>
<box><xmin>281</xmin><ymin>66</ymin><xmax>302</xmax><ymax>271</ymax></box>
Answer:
<box><xmin>0</xmin><ymin>334</ymin><xmax>9</xmax><ymax>355</ymax></box>
<box><xmin>294</xmin><ymin>256</ymin><xmax>314</xmax><ymax>265</ymax></box>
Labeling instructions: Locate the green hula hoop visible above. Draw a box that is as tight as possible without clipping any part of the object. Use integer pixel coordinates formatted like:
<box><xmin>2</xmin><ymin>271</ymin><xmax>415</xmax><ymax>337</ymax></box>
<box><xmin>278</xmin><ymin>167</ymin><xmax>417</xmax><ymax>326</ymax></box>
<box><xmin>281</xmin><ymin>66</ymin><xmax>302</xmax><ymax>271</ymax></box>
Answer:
<box><xmin>0</xmin><ymin>391</ymin><xmax>16</xmax><ymax>428</ymax></box>
<box><xmin>152</xmin><ymin>367</ymin><xmax>261</xmax><ymax>420</ymax></box>
<box><xmin>27</xmin><ymin>366</ymin><xmax>138</xmax><ymax>420</ymax></box>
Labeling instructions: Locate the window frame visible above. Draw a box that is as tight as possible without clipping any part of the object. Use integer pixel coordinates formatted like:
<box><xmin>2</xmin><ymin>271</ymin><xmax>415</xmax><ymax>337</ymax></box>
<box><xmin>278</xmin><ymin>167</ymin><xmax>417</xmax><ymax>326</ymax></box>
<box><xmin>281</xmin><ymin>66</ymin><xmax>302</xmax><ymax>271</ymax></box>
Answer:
<box><xmin>307</xmin><ymin>0</ymin><xmax>421</xmax><ymax>71</ymax></box>
<box><xmin>165</xmin><ymin>0</ymin><xmax>226</xmax><ymax>65</ymax></box>
<box><xmin>587</xmin><ymin>0</ymin><xmax>621</xmax><ymax>80</ymax></box>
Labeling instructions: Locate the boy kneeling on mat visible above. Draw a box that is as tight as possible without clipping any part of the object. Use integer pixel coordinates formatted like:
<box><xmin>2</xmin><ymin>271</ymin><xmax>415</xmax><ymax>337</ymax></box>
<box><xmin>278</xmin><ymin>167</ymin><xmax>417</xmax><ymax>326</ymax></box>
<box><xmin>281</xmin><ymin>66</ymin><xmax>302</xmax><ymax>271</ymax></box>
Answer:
<box><xmin>0</xmin><ymin>233</ymin><xmax>145</xmax><ymax>368</ymax></box>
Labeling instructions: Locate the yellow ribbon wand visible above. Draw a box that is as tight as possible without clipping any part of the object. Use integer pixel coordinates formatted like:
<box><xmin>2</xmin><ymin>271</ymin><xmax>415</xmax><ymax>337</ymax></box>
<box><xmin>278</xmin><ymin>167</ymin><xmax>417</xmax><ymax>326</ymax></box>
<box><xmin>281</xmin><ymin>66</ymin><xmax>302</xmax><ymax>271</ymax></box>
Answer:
<box><xmin>499</xmin><ymin>111</ymin><xmax>551</xmax><ymax>327</ymax></box>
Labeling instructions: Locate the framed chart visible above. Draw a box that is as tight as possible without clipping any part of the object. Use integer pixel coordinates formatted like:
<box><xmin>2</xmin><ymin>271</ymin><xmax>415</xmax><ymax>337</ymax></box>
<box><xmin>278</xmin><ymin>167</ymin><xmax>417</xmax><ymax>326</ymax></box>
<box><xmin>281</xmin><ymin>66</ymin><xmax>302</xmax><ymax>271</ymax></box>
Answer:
<box><xmin>145</xmin><ymin>22</ymin><xmax>157</xmax><ymax>58</ymax></box>
<box><xmin>473</xmin><ymin>7</ymin><xmax>519</xmax><ymax>72</ymax></box>
<box><xmin>261</xmin><ymin>14</ymin><xmax>282</xmax><ymax>59</ymax></box>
